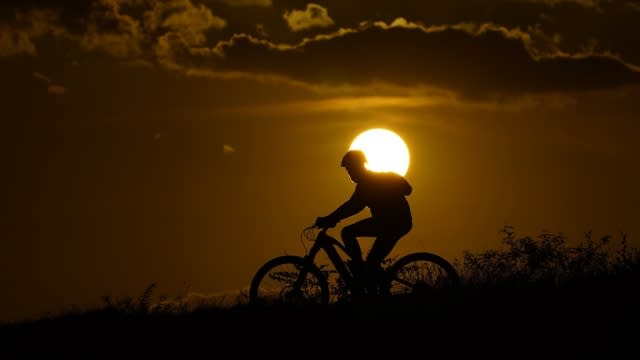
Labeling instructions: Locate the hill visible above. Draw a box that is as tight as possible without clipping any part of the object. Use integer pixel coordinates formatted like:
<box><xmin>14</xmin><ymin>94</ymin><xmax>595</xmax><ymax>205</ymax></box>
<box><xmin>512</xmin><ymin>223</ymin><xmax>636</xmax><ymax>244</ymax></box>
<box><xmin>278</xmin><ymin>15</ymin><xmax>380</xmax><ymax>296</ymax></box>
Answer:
<box><xmin>2</xmin><ymin>276</ymin><xmax>637</xmax><ymax>357</ymax></box>
<box><xmin>2</xmin><ymin>228</ymin><xmax>638</xmax><ymax>357</ymax></box>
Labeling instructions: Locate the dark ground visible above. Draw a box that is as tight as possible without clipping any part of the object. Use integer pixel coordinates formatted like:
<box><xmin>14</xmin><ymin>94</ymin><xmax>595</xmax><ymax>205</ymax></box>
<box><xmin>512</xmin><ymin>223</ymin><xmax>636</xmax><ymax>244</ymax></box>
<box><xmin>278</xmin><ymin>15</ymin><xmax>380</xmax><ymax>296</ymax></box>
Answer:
<box><xmin>2</xmin><ymin>278</ymin><xmax>638</xmax><ymax>358</ymax></box>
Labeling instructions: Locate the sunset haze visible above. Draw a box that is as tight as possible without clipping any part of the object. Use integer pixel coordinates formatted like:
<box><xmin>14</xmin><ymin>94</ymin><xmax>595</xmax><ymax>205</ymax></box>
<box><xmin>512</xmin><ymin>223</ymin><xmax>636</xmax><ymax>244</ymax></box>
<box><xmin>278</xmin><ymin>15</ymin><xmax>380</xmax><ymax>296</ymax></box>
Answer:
<box><xmin>1</xmin><ymin>0</ymin><xmax>639</xmax><ymax>323</ymax></box>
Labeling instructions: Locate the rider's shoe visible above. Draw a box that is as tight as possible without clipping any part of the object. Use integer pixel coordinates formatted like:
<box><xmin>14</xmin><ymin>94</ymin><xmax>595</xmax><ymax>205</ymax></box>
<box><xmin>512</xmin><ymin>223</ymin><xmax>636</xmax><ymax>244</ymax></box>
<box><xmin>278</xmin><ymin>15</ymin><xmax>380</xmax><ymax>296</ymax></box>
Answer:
<box><xmin>363</xmin><ymin>264</ymin><xmax>384</xmax><ymax>295</ymax></box>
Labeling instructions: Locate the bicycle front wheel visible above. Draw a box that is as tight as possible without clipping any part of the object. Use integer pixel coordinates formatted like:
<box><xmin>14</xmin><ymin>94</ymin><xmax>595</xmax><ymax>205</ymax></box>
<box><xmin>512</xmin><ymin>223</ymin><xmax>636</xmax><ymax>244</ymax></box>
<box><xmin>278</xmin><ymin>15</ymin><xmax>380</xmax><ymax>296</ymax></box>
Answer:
<box><xmin>385</xmin><ymin>252</ymin><xmax>460</xmax><ymax>297</ymax></box>
<box><xmin>249</xmin><ymin>255</ymin><xmax>330</xmax><ymax>306</ymax></box>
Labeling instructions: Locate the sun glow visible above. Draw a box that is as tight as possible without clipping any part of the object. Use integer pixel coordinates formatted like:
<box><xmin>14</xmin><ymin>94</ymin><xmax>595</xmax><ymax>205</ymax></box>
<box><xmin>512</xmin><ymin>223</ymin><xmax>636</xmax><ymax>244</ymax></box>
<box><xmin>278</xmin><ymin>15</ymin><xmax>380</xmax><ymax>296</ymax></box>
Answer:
<box><xmin>349</xmin><ymin>128</ymin><xmax>410</xmax><ymax>176</ymax></box>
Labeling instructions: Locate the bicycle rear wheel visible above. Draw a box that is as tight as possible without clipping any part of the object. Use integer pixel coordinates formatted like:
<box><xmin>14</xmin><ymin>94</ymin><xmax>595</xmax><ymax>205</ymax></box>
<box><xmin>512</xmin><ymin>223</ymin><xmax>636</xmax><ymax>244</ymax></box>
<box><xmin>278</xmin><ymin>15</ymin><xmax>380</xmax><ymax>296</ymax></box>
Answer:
<box><xmin>249</xmin><ymin>255</ymin><xmax>330</xmax><ymax>306</ymax></box>
<box><xmin>384</xmin><ymin>252</ymin><xmax>460</xmax><ymax>297</ymax></box>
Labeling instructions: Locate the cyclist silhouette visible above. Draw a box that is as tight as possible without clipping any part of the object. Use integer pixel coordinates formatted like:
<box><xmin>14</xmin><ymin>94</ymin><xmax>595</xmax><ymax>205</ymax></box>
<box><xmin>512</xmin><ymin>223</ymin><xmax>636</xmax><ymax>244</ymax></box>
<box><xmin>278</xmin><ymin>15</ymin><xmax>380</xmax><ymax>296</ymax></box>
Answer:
<box><xmin>315</xmin><ymin>149</ymin><xmax>413</xmax><ymax>285</ymax></box>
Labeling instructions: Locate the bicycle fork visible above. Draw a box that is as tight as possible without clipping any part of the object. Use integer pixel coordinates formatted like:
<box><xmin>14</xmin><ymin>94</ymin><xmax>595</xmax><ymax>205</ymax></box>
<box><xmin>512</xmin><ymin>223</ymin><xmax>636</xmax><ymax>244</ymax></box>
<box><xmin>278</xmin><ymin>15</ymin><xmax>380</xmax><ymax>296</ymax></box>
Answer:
<box><xmin>289</xmin><ymin>239</ymin><xmax>324</xmax><ymax>298</ymax></box>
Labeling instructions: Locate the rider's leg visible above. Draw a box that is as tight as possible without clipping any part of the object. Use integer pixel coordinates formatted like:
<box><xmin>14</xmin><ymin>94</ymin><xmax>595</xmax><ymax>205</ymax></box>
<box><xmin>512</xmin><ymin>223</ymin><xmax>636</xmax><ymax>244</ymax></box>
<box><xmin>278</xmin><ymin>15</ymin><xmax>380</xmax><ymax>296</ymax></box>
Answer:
<box><xmin>364</xmin><ymin>234</ymin><xmax>397</xmax><ymax>292</ymax></box>
<box><xmin>341</xmin><ymin>218</ymin><xmax>378</xmax><ymax>272</ymax></box>
<box><xmin>341</xmin><ymin>218</ymin><xmax>379</xmax><ymax>263</ymax></box>
<box><xmin>365</xmin><ymin>222</ymin><xmax>412</xmax><ymax>270</ymax></box>
<box><xmin>365</xmin><ymin>235</ymin><xmax>398</xmax><ymax>270</ymax></box>
<box><xmin>363</xmin><ymin>225</ymin><xmax>410</xmax><ymax>295</ymax></box>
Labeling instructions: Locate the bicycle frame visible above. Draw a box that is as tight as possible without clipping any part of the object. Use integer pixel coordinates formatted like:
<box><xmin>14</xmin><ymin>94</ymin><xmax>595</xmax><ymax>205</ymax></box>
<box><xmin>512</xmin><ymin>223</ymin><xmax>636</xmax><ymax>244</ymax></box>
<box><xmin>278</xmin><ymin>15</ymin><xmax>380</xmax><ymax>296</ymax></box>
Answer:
<box><xmin>249</xmin><ymin>226</ymin><xmax>461</xmax><ymax>305</ymax></box>
<box><xmin>297</xmin><ymin>228</ymin><xmax>358</xmax><ymax>294</ymax></box>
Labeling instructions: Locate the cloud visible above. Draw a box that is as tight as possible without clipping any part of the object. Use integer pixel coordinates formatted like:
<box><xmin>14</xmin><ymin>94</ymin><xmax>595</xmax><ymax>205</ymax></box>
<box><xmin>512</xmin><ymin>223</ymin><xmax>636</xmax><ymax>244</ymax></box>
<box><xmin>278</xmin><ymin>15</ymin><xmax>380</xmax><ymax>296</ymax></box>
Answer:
<box><xmin>628</xmin><ymin>1</ymin><xmax>640</xmax><ymax>12</ymax></box>
<box><xmin>223</xmin><ymin>144</ymin><xmax>236</xmax><ymax>153</ymax></box>
<box><xmin>527</xmin><ymin>0</ymin><xmax>602</xmax><ymax>8</ymax></box>
<box><xmin>78</xmin><ymin>0</ymin><xmax>145</xmax><ymax>57</ymax></box>
<box><xmin>283</xmin><ymin>3</ymin><xmax>335</xmax><ymax>32</ymax></box>
<box><xmin>0</xmin><ymin>0</ymin><xmax>228</xmax><ymax>59</ymax></box>
<box><xmin>47</xmin><ymin>84</ymin><xmax>67</xmax><ymax>95</ymax></box>
<box><xmin>32</xmin><ymin>72</ymin><xmax>50</xmax><ymax>83</ymax></box>
<box><xmin>0</xmin><ymin>9</ymin><xmax>66</xmax><ymax>56</ymax></box>
<box><xmin>32</xmin><ymin>72</ymin><xmax>68</xmax><ymax>95</ymax></box>
<box><xmin>3</xmin><ymin>2</ymin><xmax>639</xmax><ymax>101</ymax></box>
<box><xmin>204</xmin><ymin>19</ymin><xmax>640</xmax><ymax>99</ymax></box>
<box><xmin>144</xmin><ymin>0</ymin><xmax>227</xmax><ymax>66</ymax></box>
<box><xmin>255</xmin><ymin>23</ymin><xmax>268</xmax><ymax>37</ymax></box>
<box><xmin>75</xmin><ymin>0</ymin><xmax>227</xmax><ymax>58</ymax></box>
<box><xmin>0</xmin><ymin>27</ymin><xmax>36</xmax><ymax>56</ymax></box>
<box><xmin>144</xmin><ymin>0</ymin><xmax>227</xmax><ymax>37</ymax></box>
<box><xmin>221</xmin><ymin>0</ymin><xmax>272</xmax><ymax>7</ymax></box>
<box><xmin>144</xmin><ymin>0</ymin><xmax>226</xmax><ymax>35</ymax></box>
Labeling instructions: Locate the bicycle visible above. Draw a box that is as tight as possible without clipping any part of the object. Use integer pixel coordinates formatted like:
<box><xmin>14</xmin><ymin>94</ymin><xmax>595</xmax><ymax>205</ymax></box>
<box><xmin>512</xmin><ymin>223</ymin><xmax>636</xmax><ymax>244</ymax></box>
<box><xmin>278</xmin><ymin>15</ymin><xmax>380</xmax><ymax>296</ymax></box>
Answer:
<box><xmin>249</xmin><ymin>225</ymin><xmax>460</xmax><ymax>306</ymax></box>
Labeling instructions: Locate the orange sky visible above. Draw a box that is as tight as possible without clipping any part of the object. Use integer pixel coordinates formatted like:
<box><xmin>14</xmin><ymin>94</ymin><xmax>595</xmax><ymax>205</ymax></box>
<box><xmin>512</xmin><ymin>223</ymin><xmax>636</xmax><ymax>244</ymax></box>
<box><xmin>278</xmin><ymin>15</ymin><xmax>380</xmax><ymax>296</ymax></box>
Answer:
<box><xmin>1</xmin><ymin>0</ymin><xmax>639</xmax><ymax>323</ymax></box>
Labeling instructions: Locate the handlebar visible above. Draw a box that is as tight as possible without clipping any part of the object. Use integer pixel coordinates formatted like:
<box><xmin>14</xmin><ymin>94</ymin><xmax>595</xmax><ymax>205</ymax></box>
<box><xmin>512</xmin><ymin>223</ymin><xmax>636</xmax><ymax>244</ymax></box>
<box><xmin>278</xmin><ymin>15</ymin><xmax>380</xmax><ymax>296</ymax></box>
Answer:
<box><xmin>302</xmin><ymin>224</ymin><xmax>329</xmax><ymax>242</ymax></box>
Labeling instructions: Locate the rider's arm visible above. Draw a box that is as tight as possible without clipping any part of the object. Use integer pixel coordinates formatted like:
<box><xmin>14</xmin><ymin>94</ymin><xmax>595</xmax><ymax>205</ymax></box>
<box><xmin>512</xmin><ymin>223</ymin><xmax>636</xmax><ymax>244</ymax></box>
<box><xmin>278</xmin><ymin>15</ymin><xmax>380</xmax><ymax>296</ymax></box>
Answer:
<box><xmin>327</xmin><ymin>189</ymin><xmax>366</xmax><ymax>224</ymax></box>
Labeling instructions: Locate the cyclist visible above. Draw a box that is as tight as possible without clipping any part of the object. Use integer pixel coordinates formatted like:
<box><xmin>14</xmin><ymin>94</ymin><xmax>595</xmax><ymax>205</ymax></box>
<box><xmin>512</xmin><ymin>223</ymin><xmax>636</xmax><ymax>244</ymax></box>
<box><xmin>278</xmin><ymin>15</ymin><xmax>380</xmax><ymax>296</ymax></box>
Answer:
<box><xmin>315</xmin><ymin>149</ymin><xmax>413</xmax><ymax>286</ymax></box>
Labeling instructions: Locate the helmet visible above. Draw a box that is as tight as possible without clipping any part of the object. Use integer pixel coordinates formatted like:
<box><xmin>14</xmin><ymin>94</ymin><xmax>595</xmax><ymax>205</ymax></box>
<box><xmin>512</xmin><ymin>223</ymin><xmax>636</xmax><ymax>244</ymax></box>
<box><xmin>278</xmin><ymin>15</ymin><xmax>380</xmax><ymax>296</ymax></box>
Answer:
<box><xmin>341</xmin><ymin>149</ymin><xmax>367</xmax><ymax>167</ymax></box>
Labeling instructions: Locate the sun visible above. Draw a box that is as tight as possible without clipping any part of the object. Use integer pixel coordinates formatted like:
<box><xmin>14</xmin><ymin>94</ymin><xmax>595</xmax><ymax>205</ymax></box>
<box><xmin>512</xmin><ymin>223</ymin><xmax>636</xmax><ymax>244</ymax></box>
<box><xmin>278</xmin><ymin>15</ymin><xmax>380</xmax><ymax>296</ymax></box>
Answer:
<box><xmin>349</xmin><ymin>128</ymin><xmax>410</xmax><ymax>176</ymax></box>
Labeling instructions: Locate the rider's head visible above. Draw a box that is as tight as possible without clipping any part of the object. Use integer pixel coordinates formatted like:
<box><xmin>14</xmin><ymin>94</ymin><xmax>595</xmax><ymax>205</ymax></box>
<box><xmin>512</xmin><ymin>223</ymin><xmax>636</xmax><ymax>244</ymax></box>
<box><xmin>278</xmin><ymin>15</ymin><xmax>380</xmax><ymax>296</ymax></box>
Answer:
<box><xmin>341</xmin><ymin>149</ymin><xmax>368</xmax><ymax>183</ymax></box>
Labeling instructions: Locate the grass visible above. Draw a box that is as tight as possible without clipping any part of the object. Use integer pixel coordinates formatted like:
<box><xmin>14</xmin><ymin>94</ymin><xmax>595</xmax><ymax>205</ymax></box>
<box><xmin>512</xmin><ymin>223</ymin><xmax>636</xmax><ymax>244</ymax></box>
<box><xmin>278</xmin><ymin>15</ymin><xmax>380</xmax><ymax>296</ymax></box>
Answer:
<box><xmin>458</xmin><ymin>226</ymin><xmax>639</xmax><ymax>288</ymax></box>
<box><xmin>2</xmin><ymin>226</ymin><xmax>639</xmax><ymax>355</ymax></box>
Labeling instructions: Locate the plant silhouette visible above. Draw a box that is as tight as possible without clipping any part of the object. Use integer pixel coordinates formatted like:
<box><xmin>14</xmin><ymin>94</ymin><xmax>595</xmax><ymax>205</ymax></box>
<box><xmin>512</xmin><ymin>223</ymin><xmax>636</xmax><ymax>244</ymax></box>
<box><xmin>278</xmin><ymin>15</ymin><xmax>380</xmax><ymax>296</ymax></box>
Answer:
<box><xmin>2</xmin><ymin>226</ymin><xmax>638</xmax><ymax>357</ymax></box>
